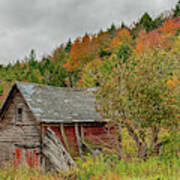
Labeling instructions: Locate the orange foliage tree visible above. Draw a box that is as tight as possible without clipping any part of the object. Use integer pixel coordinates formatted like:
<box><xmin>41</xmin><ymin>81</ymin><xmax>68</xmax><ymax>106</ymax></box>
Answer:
<box><xmin>135</xmin><ymin>17</ymin><xmax>180</xmax><ymax>55</ymax></box>
<box><xmin>64</xmin><ymin>35</ymin><xmax>95</xmax><ymax>73</ymax></box>
<box><xmin>110</xmin><ymin>28</ymin><xmax>132</xmax><ymax>50</ymax></box>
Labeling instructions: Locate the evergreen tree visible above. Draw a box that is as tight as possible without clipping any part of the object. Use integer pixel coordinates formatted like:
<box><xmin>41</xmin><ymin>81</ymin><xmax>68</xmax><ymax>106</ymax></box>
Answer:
<box><xmin>107</xmin><ymin>23</ymin><xmax>116</xmax><ymax>34</ymax></box>
<box><xmin>174</xmin><ymin>0</ymin><xmax>180</xmax><ymax>17</ymax></box>
<box><xmin>117</xmin><ymin>43</ymin><xmax>132</xmax><ymax>63</ymax></box>
<box><xmin>65</xmin><ymin>39</ymin><xmax>72</xmax><ymax>52</ymax></box>
<box><xmin>153</xmin><ymin>16</ymin><xmax>164</xmax><ymax>28</ymax></box>
<box><xmin>27</xmin><ymin>49</ymin><xmax>38</xmax><ymax>68</ymax></box>
<box><xmin>120</xmin><ymin>22</ymin><xmax>128</xmax><ymax>29</ymax></box>
<box><xmin>139</xmin><ymin>12</ymin><xmax>154</xmax><ymax>32</ymax></box>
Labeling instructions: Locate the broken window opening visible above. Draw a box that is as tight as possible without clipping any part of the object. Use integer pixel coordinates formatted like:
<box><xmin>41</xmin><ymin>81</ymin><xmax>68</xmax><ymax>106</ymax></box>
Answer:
<box><xmin>17</xmin><ymin>108</ymin><xmax>23</xmax><ymax>122</ymax></box>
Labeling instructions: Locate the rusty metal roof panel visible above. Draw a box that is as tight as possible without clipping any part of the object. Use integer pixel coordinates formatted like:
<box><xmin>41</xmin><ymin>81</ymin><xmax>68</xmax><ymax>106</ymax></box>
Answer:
<box><xmin>16</xmin><ymin>82</ymin><xmax>101</xmax><ymax>123</ymax></box>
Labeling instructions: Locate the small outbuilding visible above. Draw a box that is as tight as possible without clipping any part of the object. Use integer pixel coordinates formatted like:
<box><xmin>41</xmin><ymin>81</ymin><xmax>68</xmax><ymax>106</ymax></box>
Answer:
<box><xmin>0</xmin><ymin>82</ymin><xmax>107</xmax><ymax>169</ymax></box>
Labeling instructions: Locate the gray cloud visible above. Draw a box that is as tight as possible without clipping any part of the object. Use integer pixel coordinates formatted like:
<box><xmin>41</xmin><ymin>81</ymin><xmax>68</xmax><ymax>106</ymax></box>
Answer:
<box><xmin>0</xmin><ymin>0</ymin><xmax>178</xmax><ymax>64</ymax></box>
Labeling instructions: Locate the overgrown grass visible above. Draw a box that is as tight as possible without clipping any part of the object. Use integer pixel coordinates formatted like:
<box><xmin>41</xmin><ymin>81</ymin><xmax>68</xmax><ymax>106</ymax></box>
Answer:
<box><xmin>0</xmin><ymin>155</ymin><xmax>179</xmax><ymax>180</ymax></box>
<box><xmin>0</xmin><ymin>129</ymin><xmax>179</xmax><ymax>180</ymax></box>
<box><xmin>0</xmin><ymin>130</ymin><xmax>179</xmax><ymax>180</ymax></box>
<box><xmin>74</xmin><ymin>154</ymin><xmax>180</xmax><ymax>180</ymax></box>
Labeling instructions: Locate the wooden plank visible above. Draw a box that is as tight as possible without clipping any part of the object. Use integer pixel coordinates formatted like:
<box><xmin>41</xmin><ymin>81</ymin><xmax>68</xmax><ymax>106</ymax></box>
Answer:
<box><xmin>81</xmin><ymin>125</ymin><xmax>84</xmax><ymax>138</ymax></box>
<box><xmin>43</xmin><ymin>127</ymin><xmax>75</xmax><ymax>172</ymax></box>
<box><xmin>75</xmin><ymin>123</ymin><xmax>83</xmax><ymax>159</ymax></box>
<box><xmin>60</xmin><ymin>124</ymin><xmax>70</xmax><ymax>152</ymax></box>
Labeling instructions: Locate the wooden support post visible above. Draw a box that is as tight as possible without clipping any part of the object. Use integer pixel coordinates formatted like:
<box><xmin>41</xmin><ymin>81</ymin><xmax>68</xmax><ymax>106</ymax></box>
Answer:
<box><xmin>60</xmin><ymin>124</ymin><xmax>70</xmax><ymax>153</ymax></box>
<box><xmin>80</xmin><ymin>125</ymin><xmax>84</xmax><ymax>139</ymax></box>
<box><xmin>40</xmin><ymin>124</ymin><xmax>45</xmax><ymax>167</ymax></box>
<box><xmin>75</xmin><ymin>123</ymin><xmax>83</xmax><ymax>159</ymax></box>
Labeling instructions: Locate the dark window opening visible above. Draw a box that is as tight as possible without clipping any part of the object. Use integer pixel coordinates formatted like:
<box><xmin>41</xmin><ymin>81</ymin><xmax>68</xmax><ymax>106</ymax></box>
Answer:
<box><xmin>17</xmin><ymin>108</ymin><xmax>23</xmax><ymax>122</ymax></box>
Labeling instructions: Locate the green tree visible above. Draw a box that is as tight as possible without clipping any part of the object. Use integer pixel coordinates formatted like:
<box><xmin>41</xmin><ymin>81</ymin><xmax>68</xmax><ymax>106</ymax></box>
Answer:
<box><xmin>120</xmin><ymin>22</ymin><xmax>128</xmax><ymax>29</ymax></box>
<box><xmin>99</xmin><ymin>49</ymin><xmax>112</xmax><ymax>57</ymax></box>
<box><xmin>107</xmin><ymin>23</ymin><xmax>116</xmax><ymax>34</ymax></box>
<box><xmin>65</xmin><ymin>39</ymin><xmax>72</xmax><ymax>53</ymax></box>
<box><xmin>139</xmin><ymin>12</ymin><xmax>154</xmax><ymax>32</ymax></box>
<box><xmin>96</xmin><ymin>49</ymin><xmax>180</xmax><ymax>159</ymax></box>
<box><xmin>117</xmin><ymin>43</ymin><xmax>132</xmax><ymax>63</ymax></box>
<box><xmin>174</xmin><ymin>0</ymin><xmax>180</xmax><ymax>17</ymax></box>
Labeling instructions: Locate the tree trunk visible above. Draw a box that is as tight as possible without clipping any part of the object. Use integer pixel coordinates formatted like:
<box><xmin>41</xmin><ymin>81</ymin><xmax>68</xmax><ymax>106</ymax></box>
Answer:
<box><xmin>137</xmin><ymin>142</ymin><xmax>148</xmax><ymax>160</ymax></box>
<box><xmin>117</xmin><ymin>125</ymin><xmax>122</xmax><ymax>160</ymax></box>
<box><xmin>151</xmin><ymin>126</ymin><xmax>161</xmax><ymax>155</ymax></box>
<box><xmin>126</xmin><ymin>124</ymin><xmax>148</xmax><ymax>160</ymax></box>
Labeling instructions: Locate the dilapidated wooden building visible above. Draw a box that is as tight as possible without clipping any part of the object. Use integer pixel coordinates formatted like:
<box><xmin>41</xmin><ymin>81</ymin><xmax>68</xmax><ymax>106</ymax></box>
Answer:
<box><xmin>0</xmin><ymin>82</ymin><xmax>107</xmax><ymax>169</ymax></box>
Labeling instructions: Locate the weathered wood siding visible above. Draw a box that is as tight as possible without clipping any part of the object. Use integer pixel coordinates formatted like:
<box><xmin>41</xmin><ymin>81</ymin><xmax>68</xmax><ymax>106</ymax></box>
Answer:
<box><xmin>0</xmin><ymin>88</ymin><xmax>40</xmax><ymax>166</ymax></box>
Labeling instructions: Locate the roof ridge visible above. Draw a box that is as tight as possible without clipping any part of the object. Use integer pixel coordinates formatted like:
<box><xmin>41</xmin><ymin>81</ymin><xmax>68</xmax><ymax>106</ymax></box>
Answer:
<box><xmin>15</xmin><ymin>81</ymin><xmax>91</xmax><ymax>91</ymax></box>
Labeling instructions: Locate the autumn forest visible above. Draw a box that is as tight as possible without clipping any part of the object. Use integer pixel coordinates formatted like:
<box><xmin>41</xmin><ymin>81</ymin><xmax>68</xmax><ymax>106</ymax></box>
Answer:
<box><xmin>0</xmin><ymin>1</ymin><xmax>180</xmax><ymax>179</ymax></box>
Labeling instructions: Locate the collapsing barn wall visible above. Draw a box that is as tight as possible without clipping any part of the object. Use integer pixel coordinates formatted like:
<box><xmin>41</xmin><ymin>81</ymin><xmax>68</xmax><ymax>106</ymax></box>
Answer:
<box><xmin>43</xmin><ymin>127</ymin><xmax>76</xmax><ymax>172</ymax></box>
<box><xmin>41</xmin><ymin>122</ymin><xmax>107</xmax><ymax>158</ymax></box>
<box><xmin>0</xmin><ymin>88</ymin><xmax>41</xmax><ymax>167</ymax></box>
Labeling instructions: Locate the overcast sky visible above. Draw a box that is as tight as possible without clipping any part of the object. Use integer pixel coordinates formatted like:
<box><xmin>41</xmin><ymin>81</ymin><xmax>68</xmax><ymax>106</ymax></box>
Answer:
<box><xmin>0</xmin><ymin>0</ymin><xmax>178</xmax><ymax>65</ymax></box>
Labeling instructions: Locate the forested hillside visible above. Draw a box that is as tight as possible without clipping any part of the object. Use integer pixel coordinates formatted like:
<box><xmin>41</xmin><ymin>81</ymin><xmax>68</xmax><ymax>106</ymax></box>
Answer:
<box><xmin>0</xmin><ymin>2</ymin><xmax>179</xmax><ymax>105</ymax></box>
<box><xmin>0</xmin><ymin>1</ymin><xmax>180</xmax><ymax>179</ymax></box>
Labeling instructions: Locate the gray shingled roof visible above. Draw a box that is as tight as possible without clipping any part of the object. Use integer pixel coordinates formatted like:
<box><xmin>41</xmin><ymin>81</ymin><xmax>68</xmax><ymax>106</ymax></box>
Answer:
<box><xmin>15</xmin><ymin>82</ymin><xmax>101</xmax><ymax>123</ymax></box>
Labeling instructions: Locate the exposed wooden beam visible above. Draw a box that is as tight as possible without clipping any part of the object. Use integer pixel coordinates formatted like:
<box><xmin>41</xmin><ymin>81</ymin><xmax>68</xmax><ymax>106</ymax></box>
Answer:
<box><xmin>75</xmin><ymin>123</ymin><xmax>83</xmax><ymax>159</ymax></box>
<box><xmin>60</xmin><ymin>124</ymin><xmax>71</xmax><ymax>153</ymax></box>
